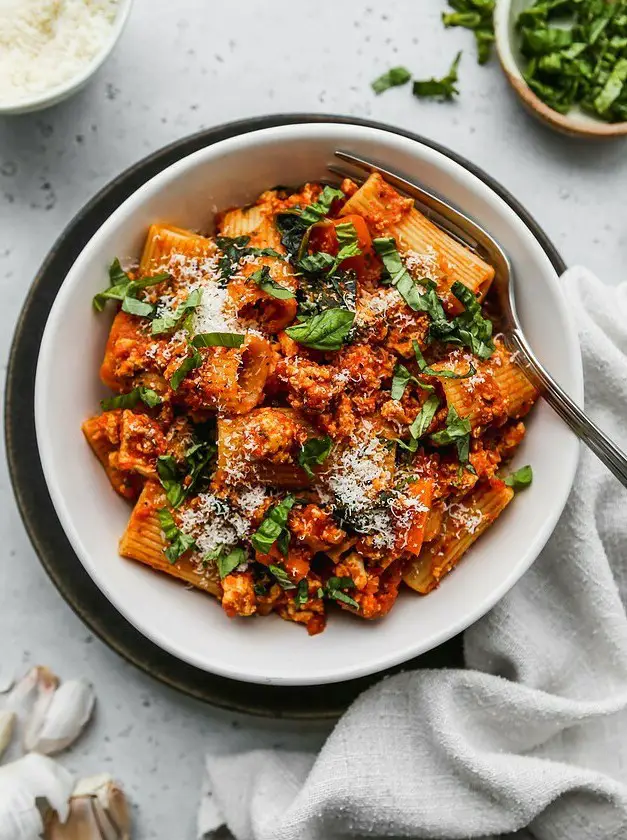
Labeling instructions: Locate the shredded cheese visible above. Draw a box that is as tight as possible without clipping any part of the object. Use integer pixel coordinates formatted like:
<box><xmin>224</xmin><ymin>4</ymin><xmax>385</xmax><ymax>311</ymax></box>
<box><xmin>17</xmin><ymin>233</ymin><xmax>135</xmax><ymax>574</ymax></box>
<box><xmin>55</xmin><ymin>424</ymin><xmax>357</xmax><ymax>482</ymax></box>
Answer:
<box><xmin>179</xmin><ymin>493</ymin><xmax>250</xmax><ymax>557</ymax></box>
<box><xmin>0</xmin><ymin>0</ymin><xmax>119</xmax><ymax>105</ymax></box>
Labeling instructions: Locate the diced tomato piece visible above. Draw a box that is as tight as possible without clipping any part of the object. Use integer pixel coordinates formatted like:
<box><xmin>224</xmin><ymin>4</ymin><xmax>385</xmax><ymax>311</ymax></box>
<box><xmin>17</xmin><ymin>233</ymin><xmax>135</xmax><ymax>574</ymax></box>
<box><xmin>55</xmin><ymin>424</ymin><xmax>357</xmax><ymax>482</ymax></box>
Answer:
<box><xmin>306</xmin><ymin>216</ymin><xmax>372</xmax><ymax>280</ymax></box>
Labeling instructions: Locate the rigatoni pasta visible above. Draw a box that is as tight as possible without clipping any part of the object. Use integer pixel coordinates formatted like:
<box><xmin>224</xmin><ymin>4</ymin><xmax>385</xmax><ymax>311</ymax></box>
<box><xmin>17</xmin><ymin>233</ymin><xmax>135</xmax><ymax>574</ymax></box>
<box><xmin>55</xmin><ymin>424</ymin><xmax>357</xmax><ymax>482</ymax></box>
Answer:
<box><xmin>84</xmin><ymin>173</ymin><xmax>536</xmax><ymax>635</ymax></box>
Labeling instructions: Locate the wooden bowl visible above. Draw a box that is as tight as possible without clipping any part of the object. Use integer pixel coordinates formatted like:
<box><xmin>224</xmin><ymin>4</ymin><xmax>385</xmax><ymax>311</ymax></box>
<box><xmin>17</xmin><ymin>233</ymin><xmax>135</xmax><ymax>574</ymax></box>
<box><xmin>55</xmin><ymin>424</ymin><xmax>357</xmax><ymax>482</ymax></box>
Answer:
<box><xmin>494</xmin><ymin>0</ymin><xmax>627</xmax><ymax>138</ymax></box>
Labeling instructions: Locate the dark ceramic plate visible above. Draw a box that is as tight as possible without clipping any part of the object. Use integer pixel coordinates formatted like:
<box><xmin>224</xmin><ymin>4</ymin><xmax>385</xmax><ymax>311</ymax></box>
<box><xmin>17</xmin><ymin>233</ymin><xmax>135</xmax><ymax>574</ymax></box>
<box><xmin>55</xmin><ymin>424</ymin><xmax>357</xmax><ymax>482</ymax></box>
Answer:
<box><xmin>5</xmin><ymin>115</ymin><xmax>565</xmax><ymax>719</ymax></box>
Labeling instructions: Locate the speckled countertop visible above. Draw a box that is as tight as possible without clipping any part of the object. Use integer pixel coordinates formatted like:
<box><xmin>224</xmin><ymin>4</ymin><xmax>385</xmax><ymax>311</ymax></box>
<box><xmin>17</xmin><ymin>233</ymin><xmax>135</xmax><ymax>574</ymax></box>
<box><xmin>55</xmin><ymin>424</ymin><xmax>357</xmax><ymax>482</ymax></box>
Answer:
<box><xmin>1</xmin><ymin>1</ymin><xmax>626</xmax><ymax>837</ymax></box>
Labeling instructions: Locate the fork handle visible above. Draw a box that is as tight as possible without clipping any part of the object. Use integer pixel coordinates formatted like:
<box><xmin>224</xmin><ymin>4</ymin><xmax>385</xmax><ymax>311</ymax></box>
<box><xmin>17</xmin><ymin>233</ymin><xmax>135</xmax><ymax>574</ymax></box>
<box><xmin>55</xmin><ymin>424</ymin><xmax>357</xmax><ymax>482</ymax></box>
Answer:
<box><xmin>509</xmin><ymin>330</ymin><xmax>627</xmax><ymax>488</ymax></box>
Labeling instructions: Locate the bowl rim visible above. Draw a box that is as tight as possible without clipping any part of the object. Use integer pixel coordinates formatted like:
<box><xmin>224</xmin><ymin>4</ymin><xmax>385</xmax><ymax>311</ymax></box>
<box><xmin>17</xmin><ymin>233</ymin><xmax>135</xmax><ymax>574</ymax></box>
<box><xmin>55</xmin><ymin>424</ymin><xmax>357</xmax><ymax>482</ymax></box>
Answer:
<box><xmin>494</xmin><ymin>0</ymin><xmax>627</xmax><ymax>138</ymax></box>
<box><xmin>33</xmin><ymin>120</ymin><xmax>584</xmax><ymax>685</ymax></box>
<box><xmin>0</xmin><ymin>0</ymin><xmax>134</xmax><ymax>116</ymax></box>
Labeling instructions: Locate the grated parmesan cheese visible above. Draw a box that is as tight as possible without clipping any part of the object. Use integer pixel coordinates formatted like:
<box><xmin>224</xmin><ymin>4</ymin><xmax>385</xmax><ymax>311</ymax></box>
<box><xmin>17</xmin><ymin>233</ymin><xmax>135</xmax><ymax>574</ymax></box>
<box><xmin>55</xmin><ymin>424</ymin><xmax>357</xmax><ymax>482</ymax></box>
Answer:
<box><xmin>0</xmin><ymin>0</ymin><xmax>119</xmax><ymax>105</ymax></box>
<box><xmin>179</xmin><ymin>493</ymin><xmax>250</xmax><ymax>557</ymax></box>
<box><xmin>404</xmin><ymin>246</ymin><xmax>439</xmax><ymax>280</ymax></box>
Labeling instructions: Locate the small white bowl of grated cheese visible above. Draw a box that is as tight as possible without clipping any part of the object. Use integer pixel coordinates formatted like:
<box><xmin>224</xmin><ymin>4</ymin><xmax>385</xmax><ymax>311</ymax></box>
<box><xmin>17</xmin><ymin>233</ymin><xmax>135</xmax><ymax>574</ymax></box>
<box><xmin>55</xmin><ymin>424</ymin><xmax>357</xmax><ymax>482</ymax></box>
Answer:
<box><xmin>0</xmin><ymin>0</ymin><xmax>133</xmax><ymax>115</ymax></box>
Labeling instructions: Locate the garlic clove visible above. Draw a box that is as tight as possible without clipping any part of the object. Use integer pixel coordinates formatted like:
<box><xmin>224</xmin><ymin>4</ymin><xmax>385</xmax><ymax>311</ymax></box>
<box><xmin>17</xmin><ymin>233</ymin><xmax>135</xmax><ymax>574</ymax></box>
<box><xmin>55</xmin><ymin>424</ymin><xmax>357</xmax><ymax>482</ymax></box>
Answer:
<box><xmin>45</xmin><ymin>775</ymin><xmax>130</xmax><ymax>840</ymax></box>
<box><xmin>0</xmin><ymin>711</ymin><xmax>15</xmax><ymax>760</ymax></box>
<box><xmin>29</xmin><ymin>680</ymin><xmax>95</xmax><ymax>756</ymax></box>
<box><xmin>5</xmin><ymin>667</ymin><xmax>59</xmax><ymax>753</ymax></box>
<box><xmin>0</xmin><ymin>753</ymin><xmax>74</xmax><ymax>840</ymax></box>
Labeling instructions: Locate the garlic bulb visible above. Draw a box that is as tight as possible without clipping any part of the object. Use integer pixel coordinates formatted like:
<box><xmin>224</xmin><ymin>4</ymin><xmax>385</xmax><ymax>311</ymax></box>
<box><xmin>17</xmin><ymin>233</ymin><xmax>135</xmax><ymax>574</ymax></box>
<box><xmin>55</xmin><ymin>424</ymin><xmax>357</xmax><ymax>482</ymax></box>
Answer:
<box><xmin>0</xmin><ymin>711</ymin><xmax>15</xmax><ymax>759</ymax></box>
<box><xmin>44</xmin><ymin>775</ymin><xmax>130</xmax><ymax>840</ymax></box>
<box><xmin>0</xmin><ymin>753</ymin><xmax>73</xmax><ymax>840</ymax></box>
<box><xmin>5</xmin><ymin>668</ymin><xmax>95</xmax><ymax>756</ymax></box>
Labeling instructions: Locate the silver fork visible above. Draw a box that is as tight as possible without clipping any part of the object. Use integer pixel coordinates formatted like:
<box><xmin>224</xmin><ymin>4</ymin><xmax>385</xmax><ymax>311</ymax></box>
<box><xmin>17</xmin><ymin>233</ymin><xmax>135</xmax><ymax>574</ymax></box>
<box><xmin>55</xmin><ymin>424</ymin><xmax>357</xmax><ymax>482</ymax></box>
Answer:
<box><xmin>330</xmin><ymin>150</ymin><xmax>627</xmax><ymax>488</ymax></box>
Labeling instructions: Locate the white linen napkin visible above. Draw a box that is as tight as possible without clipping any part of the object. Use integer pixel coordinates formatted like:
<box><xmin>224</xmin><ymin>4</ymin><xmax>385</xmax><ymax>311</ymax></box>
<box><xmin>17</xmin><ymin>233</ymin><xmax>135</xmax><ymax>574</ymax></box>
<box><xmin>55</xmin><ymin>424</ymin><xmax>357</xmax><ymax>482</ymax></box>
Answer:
<box><xmin>199</xmin><ymin>267</ymin><xmax>627</xmax><ymax>840</ymax></box>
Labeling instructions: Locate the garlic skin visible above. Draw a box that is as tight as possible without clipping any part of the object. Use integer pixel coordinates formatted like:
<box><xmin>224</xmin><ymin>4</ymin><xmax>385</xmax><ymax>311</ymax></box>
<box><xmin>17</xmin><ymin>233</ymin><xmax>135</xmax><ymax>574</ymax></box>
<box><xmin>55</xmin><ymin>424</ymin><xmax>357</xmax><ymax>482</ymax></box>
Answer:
<box><xmin>0</xmin><ymin>753</ymin><xmax>74</xmax><ymax>840</ymax></box>
<box><xmin>27</xmin><ymin>680</ymin><xmax>96</xmax><ymax>756</ymax></box>
<box><xmin>0</xmin><ymin>711</ymin><xmax>15</xmax><ymax>759</ymax></box>
<box><xmin>5</xmin><ymin>669</ymin><xmax>95</xmax><ymax>756</ymax></box>
<box><xmin>44</xmin><ymin>775</ymin><xmax>130</xmax><ymax>840</ymax></box>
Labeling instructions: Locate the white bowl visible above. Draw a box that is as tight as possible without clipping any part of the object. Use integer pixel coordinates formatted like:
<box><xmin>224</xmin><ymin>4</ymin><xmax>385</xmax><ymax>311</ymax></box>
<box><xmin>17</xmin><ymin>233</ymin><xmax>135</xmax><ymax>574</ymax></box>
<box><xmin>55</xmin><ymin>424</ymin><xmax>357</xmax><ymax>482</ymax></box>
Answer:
<box><xmin>0</xmin><ymin>0</ymin><xmax>133</xmax><ymax>116</ymax></box>
<box><xmin>35</xmin><ymin>123</ymin><xmax>583</xmax><ymax>686</ymax></box>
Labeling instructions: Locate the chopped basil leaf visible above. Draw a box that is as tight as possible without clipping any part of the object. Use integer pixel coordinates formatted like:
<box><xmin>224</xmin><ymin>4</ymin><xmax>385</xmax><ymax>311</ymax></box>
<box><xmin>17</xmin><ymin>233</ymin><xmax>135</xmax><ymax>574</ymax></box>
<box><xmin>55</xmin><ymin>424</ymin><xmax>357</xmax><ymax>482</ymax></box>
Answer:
<box><xmin>121</xmin><ymin>296</ymin><xmax>155</xmax><ymax>318</ymax></box>
<box><xmin>409</xmin><ymin>394</ymin><xmax>441</xmax><ymax>441</ymax></box>
<box><xmin>298</xmin><ymin>436</ymin><xmax>333</xmax><ymax>479</ymax></box>
<box><xmin>391</xmin><ymin>364</ymin><xmax>413</xmax><ymax>400</ymax></box>
<box><xmin>325</xmin><ymin>576</ymin><xmax>359</xmax><ymax>609</ymax></box>
<box><xmin>413</xmin><ymin>341</ymin><xmax>476</xmax><ymax>379</ymax></box>
<box><xmin>298</xmin><ymin>186</ymin><xmax>344</xmax><ymax>226</ymax></box>
<box><xmin>250</xmin><ymin>495</ymin><xmax>296</xmax><ymax>556</ymax></box>
<box><xmin>442</xmin><ymin>0</ymin><xmax>495</xmax><ymax>65</ymax></box>
<box><xmin>295</xmin><ymin>578</ymin><xmax>309</xmax><ymax>606</ymax></box>
<box><xmin>184</xmin><ymin>439</ymin><xmax>217</xmax><ymax>497</ymax></box>
<box><xmin>93</xmin><ymin>259</ymin><xmax>169</xmax><ymax>315</ymax></box>
<box><xmin>214</xmin><ymin>236</ymin><xmax>285</xmax><ymax>286</ymax></box>
<box><xmin>191</xmin><ymin>332</ymin><xmax>245</xmax><ymax>348</ymax></box>
<box><xmin>448</xmin><ymin>282</ymin><xmax>495</xmax><ymax>360</ymax></box>
<box><xmin>157</xmin><ymin>508</ymin><xmax>195</xmax><ymax>564</ymax></box>
<box><xmin>204</xmin><ymin>545</ymin><xmax>246</xmax><ymax>579</ymax></box>
<box><xmin>157</xmin><ymin>456</ymin><xmax>185</xmax><ymax>508</ymax></box>
<box><xmin>100</xmin><ymin>386</ymin><xmax>162</xmax><ymax>411</ymax></box>
<box><xmin>250</xmin><ymin>266</ymin><xmax>295</xmax><ymax>300</ymax></box>
<box><xmin>373</xmin><ymin>237</ymin><xmax>446</xmax><ymax>318</ymax></box>
<box><xmin>170</xmin><ymin>347</ymin><xmax>203</xmax><ymax>391</ymax></box>
<box><xmin>298</xmin><ymin>251</ymin><xmax>337</xmax><ymax>273</ymax></box>
<box><xmin>430</xmin><ymin>406</ymin><xmax>473</xmax><ymax>469</ymax></box>
<box><xmin>92</xmin><ymin>258</ymin><xmax>131</xmax><ymax>311</ymax></box>
<box><xmin>268</xmin><ymin>563</ymin><xmax>297</xmax><ymax>590</ymax></box>
<box><xmin>276</xmin><ymin>213</ymin><xmax>309</xmax><ymax>258</ymax></box>
<box><xmin>151</xmin><ymin>288</ymin><xmax>202</xmax><ymax>335</ymax></box>
<box><xmin>412</xmin><ymin>52</ymin><xmax>462</xmax><ymax>100</ymax></box>
<box><xmin>299</xmin><ymin>221</ymin><xmax>361</xmax><ymax>279</ymax></box>
<box><xmin>215</xmin><ymin>236</ymin><xmax>251</xmax><ymax>284</ymax></box>
<box><xmin>286</xmin><ymin>308</ymin><xmax>355</xmax><ymax>351</ymax></box>
<box><xmin>505</xmin><ymin>464</ymin><xmax>533</xmax><ymax>490</ymax></box>
<box><xmin>372</xmin><ymin>65</ymin><xmax>412</xmax><ymax>94</ymax></box>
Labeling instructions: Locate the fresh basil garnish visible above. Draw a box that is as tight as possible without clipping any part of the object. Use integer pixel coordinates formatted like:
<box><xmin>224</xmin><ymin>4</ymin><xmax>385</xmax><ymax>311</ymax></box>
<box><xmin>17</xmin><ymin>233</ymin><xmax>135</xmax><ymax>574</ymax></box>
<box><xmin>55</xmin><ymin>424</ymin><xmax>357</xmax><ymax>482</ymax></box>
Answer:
<box><xmin>191</xmin><ymin>333</ymin><xmax>245</xmax><ymax>348</ymax></box>
<box><xmin>298</xmin><ymin>436</ymin><xmax>333</xmax><ymax>479</ymax></box>
<box><xmin>215</xmin><ymin>235</ymin><xmax>284</xmax><ymax>286</ymax></box>
<box><xmin>391</xmin><ymin>363</ymin><xmax>435</xmax><ymax>400</ymax></box>
<box><xmin>157</xmin><ymin>508</ymin><xmax>195</xmax><ymax>564</ymax></box>
<box><xmin>295</xmin><ymin>578</ymin><xmax>309</xmax><ymax>606</ymax></box>
<box><xmin>448</xmin><ymin>282</ymin><xmax>495</xmax><ymax>360</ymax></box>
<box><xmin>204</xmin><ymin>545</ymin><xmax>247</xmax><ymax>579</ymax></box>
<box><xmin>250</xmin><ymin>266</ymin><xmax>295</xmax><ymax>300</ymax></box>
<box><xmin>373</xmin><ymin>237</ymin><xmax>446</xmax><ymax>317</ymax></box>
<box><xmin>409</xmin><ymin>394</ymin><xmax>442</xmax><ymax>442</ymax></box>
<box><xmin>325</xmin><ymin>576</ymin><xmax>359</xmax><ymax>609</ymax></box>
<box><xmin>121</xmin><ymin>296</ymin><xmax>155</xmax><ymax>318</ymax></box>
<box><xmin>442</xmin><ymin>0</ymin><xmax>495</xmax><ymax>65</ymax></box>
<box><xmin>298</xmin><ymin>186</ymin><xmax>344</xmax><ymax>226</ymax></box>
<box><xmin>412</xmin><ymin>51</ymin><xmax>462</xmax><ymax>101</ymax></box>
<box><xmin>170</xmin><ymin>347</ymin><xmax>203</xmax><ymax>391</ymax></box>
<box><xmin>151</xmin><ymin>288</ymin><xmax>202</xmax><ymax>335</ymax></box>
<box><xmin>156</xmin><ymin>456</ymin><xmax>185</xmax><ymax>508</ymax></box>
<box><xmin>285</xmin><ymin>308</ymin><xmax>355</xmax><ymax>351</ymax></box>
<box><xmin>298</xmin><ymin>251</ymin><xmax>337</xmax><ymax>273</ymax></box>
<box><xmin>268</xmin><ymin>563</ymin><xmax>297</xmax><ymax>590</ymax></box>
<box><xmin>505</xmin><ymin>464</ymin><xmax>533</xmax><ymax>490</ymax></box>
<box><xmin>250</xmin><ymin>495</ymin><xmax>296</xmax><ymax>556</ymax></box>
<box><xmin>430</xmin><ymin>405</ymin><xmax>474</xmax><ymax>469</ymax></box>
<box><xmin>93</xmin><ymin>258</ymin><xmax>169</xmax><ymax>315</ymax></box>
<box><xmin>100</xmin><ymin>386</ymin><xmax>162</xmax><ymax>411</ymax></box>
<box><xmin>372</xmin><ymin>65</ymin><xmax>412</xmax><ymax>94</ymax></box>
